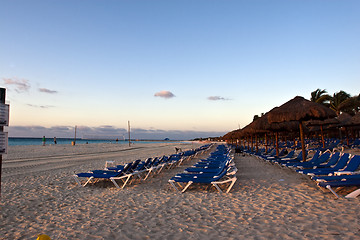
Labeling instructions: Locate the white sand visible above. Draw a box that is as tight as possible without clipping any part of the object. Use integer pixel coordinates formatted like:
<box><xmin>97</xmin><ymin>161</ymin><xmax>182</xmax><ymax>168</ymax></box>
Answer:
<box><xmin>1</xmin><ymin>142</ymin><xmax>359</xmax><ymax>239</ymax></box>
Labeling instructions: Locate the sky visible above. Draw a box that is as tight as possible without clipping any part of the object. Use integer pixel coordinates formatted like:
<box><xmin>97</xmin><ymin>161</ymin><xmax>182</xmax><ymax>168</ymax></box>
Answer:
<box><xmin>1</xmin><ymin>0</ymin><xmax>359</xmax><ymax>140</ymax></box>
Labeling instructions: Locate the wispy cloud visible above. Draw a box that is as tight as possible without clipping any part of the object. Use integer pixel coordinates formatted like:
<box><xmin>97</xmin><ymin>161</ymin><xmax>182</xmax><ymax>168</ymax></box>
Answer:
<box><xmin>39</xmin><ymin>88</ymin><xmax>58</xmax><ymax>94</ymax></box>
<box><xmin>27</xmin><ymin>104</ymin><xmax>55</xmax><ymax>109</ymax></box>
<box><xmin>154</xmin><ymin>90</ymin><xmax>175</xmax><ymax>99</ymax></box>
<box><xmin>8</xmin><ymin>125</ymin><xmax>226</xmax><ymax>140</ymax></box>
<box><xmin>2</xmin><ymin>77</ymin><xmax>31</xmax><ymax>92</ymax></box>
<box><xmin>207</xmin><ymin>96</ymin><xmax>231</xmax><ymax>101</ymax></box>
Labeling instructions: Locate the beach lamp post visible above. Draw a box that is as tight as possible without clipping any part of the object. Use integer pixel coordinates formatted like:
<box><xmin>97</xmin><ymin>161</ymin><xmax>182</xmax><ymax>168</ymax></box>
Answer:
<box><xmin>0</xmin><ymin>88</ymin><xmax>10</xmax><ymax>198</ymax></box>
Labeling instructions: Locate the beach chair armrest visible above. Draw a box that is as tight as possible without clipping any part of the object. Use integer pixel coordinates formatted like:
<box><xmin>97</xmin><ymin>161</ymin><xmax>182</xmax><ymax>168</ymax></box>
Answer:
<box><xmin>334</xmin><ymin>171</ymin><xmax>353</xmax><ymax>176</ymax></box>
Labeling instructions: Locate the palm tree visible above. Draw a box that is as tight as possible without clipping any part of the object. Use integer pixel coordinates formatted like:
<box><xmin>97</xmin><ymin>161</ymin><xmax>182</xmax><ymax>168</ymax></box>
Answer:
<box><xmin>310</xmin><ymin>88</ymin><xmax>331</xmax><ymax>106</ymax></box>
<box><xmin>335</xmin><ymin>93</ymin><xmax>360</xmax><ymax>115</ymax></box>
<box><xmin>330</xmin><ymin>90</ymin><xmax>351</xmax><ymax>115</ymax></box>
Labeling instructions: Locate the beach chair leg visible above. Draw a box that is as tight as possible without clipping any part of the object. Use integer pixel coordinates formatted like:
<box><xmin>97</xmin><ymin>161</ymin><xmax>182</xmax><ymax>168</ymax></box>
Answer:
<box><xmin>110</xmin><ymin>178</ymin><xmax>122</xmax><ymax>189</ymax></box>
<box><xmin>73</xmin><ymin>175</ymin><xmax>83</xmax><ymax>186</ymax></box>
<box><xmin>144</xmin><ymin>169</ymin><xmax>152</xmax><ymax>180</ymax></box>
<box><xmin>168</xmin><ymin>180</ymin><xmax>180</xmax><ymax>192</ymax></box>
<box><xmin>157</xmin><ymin>165</ymin><xmax>165</xmax><ymax>174</ymax></box>
<box><xmin>121</xmin><ymin>175</ymin><xmax>132</xmax><ymax>189</ymax></box>
<box><xmin>181</xmin><ymin>181</ymin><xmax>193</xmax><ymax>193</ymax></box>
<box><xmin>226</xmin><ymin>178</ymin><xmax>237</xmax><ymax>193</ymax></box>
<box><xmin>326</xmin><ymin>185</ymin><xmax>340</xmax><ymax>199</ymax></box>
<box><xmin>83</xmin><ymin>176</ymin><xmax>94</xmax><ymax>187</ymax></box>
<box><xmin>345</xmin><ymin>188</ymin><xmax>360</xmax><ymax>199</ymax></box>
<box><xmin>212</xmin><ymin>183</ymin><xmax>223</xmax><ymax>193</ymax></box>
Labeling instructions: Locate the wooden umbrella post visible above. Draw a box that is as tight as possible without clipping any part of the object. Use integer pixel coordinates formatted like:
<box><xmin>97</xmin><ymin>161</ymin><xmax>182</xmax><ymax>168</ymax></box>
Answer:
<box><xmin>299</xmin><ymin>121</ymin><xmax>306</xmax><ymax>162</ymax></box>
<box><xmin>255</xmin><ymin>135</ymin><xmax>258</xmax><ymax>153</ymax></box>
<box><xmin>265</xmin><ymin>133</ymin><xmax>268</xmax><ymax>153</ymax></box>
<box><xmin>251</xmin><ymin>135</ymin><xmax>253</xmax><ymax>152</ymax></box>
<box><xmin>275</xmin><ymin>132</ymin><xmax>279</xmax><ymax>157</ymax></box>
<box><xmin>247</xmin><ymin>136</ymin><xmax>249</xmax><ymax>151</ymax></box>
<box><xmin>320</xmin><ymin>125</ymin><xmax>325</xmax><ymax>148</ymax></box>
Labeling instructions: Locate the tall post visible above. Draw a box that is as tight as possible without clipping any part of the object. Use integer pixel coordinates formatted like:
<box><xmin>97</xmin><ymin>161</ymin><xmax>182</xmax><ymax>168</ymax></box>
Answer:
<box><xmin>299</xmin><ymin>121</ymin><xmax>306</xmax><ymax>162</ymax></box>
<box><xmin>320</xmin><ymin>125</ymin><xmax>325</xmax><ymax>148</ymax></box>
<box><xmin>74</xmin><ymin>125</ymin><xmax>77</xmax><ymax>145</ymax></box>
<box><xmin>0</xmin><ymin>88</ymin><xmax>6</xmax><ymax>198</ymax></box>
<box><xmin>275</xmin><ymin>132</ymin><xmax>279</xmax><ymax>157</ymax></box>
<box><xmin>128</xmin><ymin>121</ymin><xmax>131</xmax><ymax>147</ymax></box>
<box><xmin>265</xmin><ymin>133</ymin><xmax>268</xmax><ymax>153</ymax></box>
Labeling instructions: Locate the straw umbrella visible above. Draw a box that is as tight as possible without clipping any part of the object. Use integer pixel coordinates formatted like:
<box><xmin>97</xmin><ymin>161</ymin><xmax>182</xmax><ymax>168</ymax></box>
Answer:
<box><xmin>335</xmin><ymin>112</ymin><xmax>353</xmax><ymax>145</ymax></box>
<box><xmin>266</xmin><ymin>96</ymin><xmax>337</xmax><ymax>162</ymax></box>
<box><xmin>241</xmin><ymin>118</ymin><xmax>269</xmax><ymax>153</ymax></box>
<box><xmin>243</xmin><ymin>113</ymin><xmax>300</xmax><ymax>156</ymax></box>
<box><xmin>349</xmin><ymin>112</ymin><xmax>360</xmax><ymax>138</ymax></box>
<box><xmin>350</xmin><ymin>112</ymin><xmax>360</xmax><ymax>126</ymax></box>
<box><xmin>306</xmin><ymin>118</ymin><xmax>339</xmax><ymax>148</ymax></box>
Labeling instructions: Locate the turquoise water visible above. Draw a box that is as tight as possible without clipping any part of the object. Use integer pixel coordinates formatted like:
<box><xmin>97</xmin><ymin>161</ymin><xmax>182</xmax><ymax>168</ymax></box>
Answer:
<box><xmin>8</xmin><ymin>137</ymin><xmax>175</xmax><ymax>146</ymax></box>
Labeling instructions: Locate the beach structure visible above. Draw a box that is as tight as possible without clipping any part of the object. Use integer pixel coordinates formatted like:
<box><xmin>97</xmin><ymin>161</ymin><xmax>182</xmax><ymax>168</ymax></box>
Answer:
<box><xmin>224</xmin><ymin>95</ymin><xmax>360</xmax><ymax>198</ymax></box>
<box><xmin>266</xmin><ymin>96</ymin><xmax>337</xmax><ymax>162</ymax></box>
<box><xmin>0</xmin><ymin>88</ymin><xmax>9</xmax><ymax>198</ymax></box>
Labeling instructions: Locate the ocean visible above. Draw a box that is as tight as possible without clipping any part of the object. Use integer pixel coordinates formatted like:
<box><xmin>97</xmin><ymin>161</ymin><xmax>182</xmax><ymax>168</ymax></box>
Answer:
<box><xmin>8</xmin><ymin>137</ymin><xmax>175</xmax><ymax>146</ymax></box>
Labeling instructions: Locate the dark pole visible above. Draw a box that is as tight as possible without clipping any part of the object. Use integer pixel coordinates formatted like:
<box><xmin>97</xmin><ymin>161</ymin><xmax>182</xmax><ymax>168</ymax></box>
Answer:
<box><xmin>320</xmin><ymin>125</ymin><xmax>325</xmax><ymax>148</ymax></box>
<box><xmin>299</xmin><ymin>121</ymin><xmax>306</xmax><ymax>162</ymax></box>
<box><xmin>275</xmin><ymin>132</ymin><xmax>279</xmax><ymax>157</ymax></box>
<box><xmin>74</xmin><ymin>125</ymin><xmax>77</xmax><ymax>145</ymax></box>
<box><xmin>128</xmin><ymin>121</ymin><xmax>131</xmax><ymax>147</ymax></box>
<box><xmin>0</xmin><ymin>88</ymin><xmax>6</xmax><ymax>198</ymax></box>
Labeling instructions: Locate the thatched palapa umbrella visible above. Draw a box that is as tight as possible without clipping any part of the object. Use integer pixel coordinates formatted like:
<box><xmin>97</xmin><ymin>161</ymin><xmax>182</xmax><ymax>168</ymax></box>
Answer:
<box><xmin>350</xmin><ymin>112</ymin><xmax>360</xmax><ymax>126</ymax></box>
<box><xmin>306</xmin><ymin>118</ymin><xmax>339</xmax><ymax>148</ymax></box>
<box><xmin>243</xmin><ymin>112</ymin><xmax>300</xmax><ymax>156</ymax></box>
<box><xmin>266</xmin><ymin>96</ymin><xmax>337</xmax><ymax>162</ymax></box>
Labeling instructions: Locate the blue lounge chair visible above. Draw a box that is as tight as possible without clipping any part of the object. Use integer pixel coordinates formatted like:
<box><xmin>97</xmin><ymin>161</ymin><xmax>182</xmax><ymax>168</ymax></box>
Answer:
<box><xmin>305</xmin><ymin>153</ymin><xmax>351</xmax><ymax>176</ymax></box>
<box><xmin>295</xmin><ymin>152</ymin><xmax>330</xmax><ymax>169</ymax></box>
<box><xmin>168</xmin><ymin>166</ymin><xmax>237</xmax><ymax>193</ymax></box>
<box><xmin>317</xmin><ymin>176</ymin><xmax>360</xmax><ymax>198</ymax></box>
<box><xmin>287</xmin><ymin>151</ymin><xmax>330</xmax><ymax>169</ymax></box>
<box><xmin>313</xmin><ymin>173</ymin><xmax>360</xmax><ymax>182</ymax></box>
<box><xmin>168</xmin><ymin>144</ymin><xmax>236</xmax><ymax>193</ymax></box>
<box><xmin>73</xmin><ymin>162</ymin><xmax>134</xmax><ymax>187</ymax></box>
<box><xmin>109</xmin><ymin>158</ymin><xmax>156</xmax><ymax>189</ymax></box>
<box><xmin>276</xmin><ymin>150</ymin><xmax>306</xmax><ymax>165</ymax></box>
<box><xmin>264</xmin><ymin>149</ymin><xmax>287</xmax><ymax>161</ymax></box>
<box><xmin>297</xmin><ymin>152</ymin><xmax>340</xmax><ymax>174</ymax></box>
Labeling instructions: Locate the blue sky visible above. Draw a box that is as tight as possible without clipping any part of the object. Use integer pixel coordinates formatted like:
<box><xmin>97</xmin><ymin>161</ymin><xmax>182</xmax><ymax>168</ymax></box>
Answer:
<box><xmin>1</xmin><ymin>0</ymin><xmax>359</xmax><ymax>139</ymax></box>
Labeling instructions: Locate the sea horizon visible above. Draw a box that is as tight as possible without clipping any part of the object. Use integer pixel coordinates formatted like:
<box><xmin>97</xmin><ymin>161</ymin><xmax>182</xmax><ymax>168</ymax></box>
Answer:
<box><xmin>8</xmin><ymin>137</ymin><xmax>183</xmax><ymax>146</ymax></box>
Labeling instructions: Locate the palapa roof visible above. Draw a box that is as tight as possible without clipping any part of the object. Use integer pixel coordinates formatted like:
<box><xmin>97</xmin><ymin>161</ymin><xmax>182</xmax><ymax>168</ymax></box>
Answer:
<box><xmin>267</xmin><ymin>96</ymin><xmax>337</xmax><ymax>123</ymax></box>
<box><xmin>243</xmin><ymin>116</ymin><xmax>301</xmax><ymax>134</ymax></box>
<box><xmin>305</xmin><ymin>117</ymin><xmax>339</xmax><ymax>127</ymax></box>
<box><xmin>222</xmin><ymin>129</ymin><xmax>242</xmax><ymax>140</ymax></box>
<box><xmin>336</xmin><ymin>112</ymin><xmax>352</xmax><ymax>127</ymax></box>
<box><xmin>349</xmin><ymin>112</ymin><xmax>360</xmax><ymax>126</ymax></box>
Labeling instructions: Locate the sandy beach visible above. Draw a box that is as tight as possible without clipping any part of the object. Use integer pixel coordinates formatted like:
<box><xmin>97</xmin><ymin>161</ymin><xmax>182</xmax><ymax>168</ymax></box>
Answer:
<box><xmin>1</xmin><ymin>142</ymin><xmax>359</xmax><ymax>239</ymax></box>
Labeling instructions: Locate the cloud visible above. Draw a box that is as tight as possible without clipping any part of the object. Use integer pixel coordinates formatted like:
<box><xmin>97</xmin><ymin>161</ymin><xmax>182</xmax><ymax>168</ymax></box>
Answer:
<box><xmin>8</xmin><ymin>125</ymin><xmax>226</xmax><ymax>140</ymax></box>
<box><xmin>154</xmin><ymin>90</ymin><xmax>175</xmax><ymax>99</ymax></box>
<box><xmin>207</xmin><ymin>96</ymin><xmax>230</xmax><ymax>101</ymax></box>
<box><xmin>27</xmin><ymin>104</ymin><xmax>55</xmax><ymax>109</ymax></box>
<box><xmin>39</xmin><ymin>88</ymin><xmax>58</xmax><ymax>94</ymax></box>
<box><xmin>2</xmin><ymin>77</ymin><xmax>31</xmax><ymax>92</ymax></box>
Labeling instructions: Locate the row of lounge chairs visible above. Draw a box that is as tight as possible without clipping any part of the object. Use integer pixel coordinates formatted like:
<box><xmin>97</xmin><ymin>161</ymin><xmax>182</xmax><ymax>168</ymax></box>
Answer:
<box><xmin>168</xmin><ymin>144</ymin><xmax>237</xmax><ymax>193</ymax></box>
<box><xmin>73</xmin><ymin>144</ymin><xmax>212</xmax><ymax>189</ymax></box>
<box><xmin>245</xmin><ymin>146</ymin><xmax>360</xmax><ymax>198</ymax></box>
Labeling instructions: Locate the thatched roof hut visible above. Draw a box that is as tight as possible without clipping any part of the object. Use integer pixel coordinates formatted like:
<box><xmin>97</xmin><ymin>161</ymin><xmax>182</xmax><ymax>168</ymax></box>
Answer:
<box><xmin>266</xmin><ymin>96</ymin><xmax>336</xmax><ymax>161</ymax></box>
